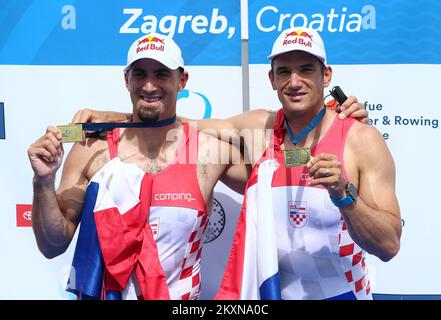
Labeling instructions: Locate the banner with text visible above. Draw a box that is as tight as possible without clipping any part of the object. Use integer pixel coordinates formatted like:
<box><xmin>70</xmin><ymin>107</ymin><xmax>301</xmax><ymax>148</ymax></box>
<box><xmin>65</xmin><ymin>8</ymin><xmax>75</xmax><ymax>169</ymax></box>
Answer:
<box><xmin>248</xmin><ymin>0</ymin><xmax>441</xmax><ymax>295</ymax></box>
<box><xmin>0</xmin><ymin>0</ymin><xmax>242</xmax><ymax>299</ymax></box>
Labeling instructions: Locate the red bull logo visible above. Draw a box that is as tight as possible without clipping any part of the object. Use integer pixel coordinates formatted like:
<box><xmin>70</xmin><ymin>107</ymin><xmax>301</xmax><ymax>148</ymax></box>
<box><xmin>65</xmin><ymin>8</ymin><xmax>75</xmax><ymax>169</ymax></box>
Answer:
<box><xmin>285</xmin><ymin>29</ymin><xmax>313</xmax><ymax>40</ymax></box>
<box><xmin>138</xmin><ymin>35</ymin><xmax>165</xmax><ymax>46</ymax></box>
<box><xmin>283</xmin><ymin>29</ymin><xmax>313</xmax><ymax>48</ymax></box>
<box><xmin>136</xmin><ymin>35</ymin><xmax>165</xmax><ymax>53</ymax></box>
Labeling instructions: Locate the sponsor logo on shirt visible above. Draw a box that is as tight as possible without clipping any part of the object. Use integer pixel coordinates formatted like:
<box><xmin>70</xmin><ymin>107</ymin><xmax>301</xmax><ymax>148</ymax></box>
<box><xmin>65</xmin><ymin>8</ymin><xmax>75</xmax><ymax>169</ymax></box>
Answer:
<box><xmin>288</xmin><ymin>201</ymin><xmax>308</xmax><ymax>228</ymax></box>
<box><xmin>150</xmin><ymin>218</ymin><xmax>160</xmax><ymax>241</ymax></box>
<box><xmin>154</xmin><ymin>192</ymin><xmax>196</xmax><ymax>203</ymax></box>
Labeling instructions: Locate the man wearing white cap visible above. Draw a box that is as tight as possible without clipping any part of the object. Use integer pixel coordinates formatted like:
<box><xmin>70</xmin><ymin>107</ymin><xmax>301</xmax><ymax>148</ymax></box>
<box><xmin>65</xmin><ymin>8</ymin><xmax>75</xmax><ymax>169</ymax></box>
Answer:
<box><xmin>214</xmin><ymin>27</ymin><xmax>402</xmax><ymax>300</ymax></box>
<box><xmin>69</xmin><ymin>28</ymin><xmax>401</xmax><ymax>300</ymax></box>
<box><xmin>27</xmin><ymin>33</ymin><xmax>248</xmax><ymax>300</ymax></box>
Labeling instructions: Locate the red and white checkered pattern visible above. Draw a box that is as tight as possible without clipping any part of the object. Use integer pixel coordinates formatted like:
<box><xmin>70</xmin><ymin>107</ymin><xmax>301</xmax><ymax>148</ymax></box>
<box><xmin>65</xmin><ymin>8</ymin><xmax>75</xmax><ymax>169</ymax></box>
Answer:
<box><xmin>339</xmin><ymin>219</ymin><xmax>372</xmax><ymax>299</ymax></box>
<box><xmin>291</xmin><ymin>214</ymin><xmax>306</xmax><ymax>225</ymax></box>
<box><xmin>178</xmin><ymin>210</ymin><xmax>208</xmax><ymax>300</ymax></box>
<box><xmin>150</xmin><ymin>218</ymin><xmax>160</xmax><ymax>241</ymax></box>
<box><xmin>288</xmin><ymin>201</ymin><xmax>308</xmax><ymax>228</ymax></box>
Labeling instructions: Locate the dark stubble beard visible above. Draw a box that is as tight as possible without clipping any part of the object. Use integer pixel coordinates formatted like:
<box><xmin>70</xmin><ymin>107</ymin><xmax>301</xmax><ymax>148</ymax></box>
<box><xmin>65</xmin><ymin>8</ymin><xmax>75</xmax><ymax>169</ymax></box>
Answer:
<box><xmin>138</xmin><ymin>106</ymin><xmax>160</xmax><ymax>123</ymax></box>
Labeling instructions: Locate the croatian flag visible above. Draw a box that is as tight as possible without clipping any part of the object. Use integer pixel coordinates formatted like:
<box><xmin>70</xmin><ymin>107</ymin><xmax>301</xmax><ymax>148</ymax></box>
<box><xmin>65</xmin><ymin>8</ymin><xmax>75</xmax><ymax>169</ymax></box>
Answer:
<box><xmin>66</xmin><ymin>159</ymin><xmax>169</xmax><ymax>300</ymax></box>
<box><xmin>216</xmin><ymin>159</ymin><xmax>281</xmax><ymax>300</ymax></box>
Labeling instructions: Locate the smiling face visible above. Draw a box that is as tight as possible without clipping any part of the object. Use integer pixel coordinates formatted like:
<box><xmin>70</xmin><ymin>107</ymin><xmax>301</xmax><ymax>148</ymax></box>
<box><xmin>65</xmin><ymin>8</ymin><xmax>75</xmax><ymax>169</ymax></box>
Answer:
<box><xmin>269</xmin><ymin>51</ymin><xmax>332</xmax><ymax>116</ymax></box>
<box><xmin>125</xmin><ymin>58</ymin><xmax>188</xmax><ymax>122</ymax></box>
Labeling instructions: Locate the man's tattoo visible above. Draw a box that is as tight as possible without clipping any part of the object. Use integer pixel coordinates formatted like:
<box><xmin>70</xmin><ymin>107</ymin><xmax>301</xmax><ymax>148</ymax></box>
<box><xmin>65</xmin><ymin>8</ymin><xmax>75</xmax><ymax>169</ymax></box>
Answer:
<box><xmin>198</xmin><ymin>164</ymin><xmax>208</xmax><ymax>176</ymax></box>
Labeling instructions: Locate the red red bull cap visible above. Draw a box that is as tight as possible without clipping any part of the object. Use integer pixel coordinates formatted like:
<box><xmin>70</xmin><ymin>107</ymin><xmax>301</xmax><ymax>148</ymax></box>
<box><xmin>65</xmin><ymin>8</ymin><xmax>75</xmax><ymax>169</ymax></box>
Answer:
<box><xmin>268</xmin><ymin>27</ymin><xmax>327</xmax><ymax>65</ymax></box>
<box><xmin>125</xmin><ymin>32</ymin><xmax>184</xmax><ymax>72</ymax></box>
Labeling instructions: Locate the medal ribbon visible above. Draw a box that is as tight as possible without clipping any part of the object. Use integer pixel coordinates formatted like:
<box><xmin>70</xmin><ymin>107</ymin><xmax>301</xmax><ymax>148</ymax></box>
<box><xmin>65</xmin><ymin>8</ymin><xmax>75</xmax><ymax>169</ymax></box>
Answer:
<box><xmin>285</xmin><ymin>107</ymin><xmax>326</xmax><ymax>145</ymax></box>
<box><xmin>82</xmin><ymin>114</ymin><xmax>177</xmax><ymax>132</ymax></box>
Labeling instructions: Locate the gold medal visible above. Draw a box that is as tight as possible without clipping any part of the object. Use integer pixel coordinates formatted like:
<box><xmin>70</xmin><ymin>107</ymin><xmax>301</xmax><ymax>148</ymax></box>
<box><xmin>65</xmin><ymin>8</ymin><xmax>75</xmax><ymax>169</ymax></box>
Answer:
<box><xmin>284</xmin><ymin>148</ymin><xmax>311</xmax><ymax>167</ymax></box>
<box><xmin>57</xmin><ymin>124</ymin><xmax>83</xmax><ymax>143</ymax></box>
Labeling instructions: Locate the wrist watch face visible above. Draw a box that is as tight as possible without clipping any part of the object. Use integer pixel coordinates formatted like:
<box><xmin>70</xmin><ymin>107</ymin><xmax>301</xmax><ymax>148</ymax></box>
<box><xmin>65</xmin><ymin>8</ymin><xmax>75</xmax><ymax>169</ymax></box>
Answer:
<box><xmin>346</xmin><ymin>183</ymin><xmax>357</xmax><ymax>200</ymax></box>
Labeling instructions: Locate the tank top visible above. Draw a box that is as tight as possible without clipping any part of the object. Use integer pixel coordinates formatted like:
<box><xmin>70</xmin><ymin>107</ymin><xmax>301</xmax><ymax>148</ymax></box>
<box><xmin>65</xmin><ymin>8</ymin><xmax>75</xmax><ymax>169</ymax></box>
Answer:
<box><xmin>68</xmin><ymin>123</ymin><xmax>208</xmax><ymax>300</ymax></box>
<box><xmin>263</xmin><ymin>109</ymin><xmax>372</xmax><ymax>300</ymax></box>
<box><xmin>216</xmin><ymin>109</ymin><xmax>372</xmax><ymax>300</ymax></box>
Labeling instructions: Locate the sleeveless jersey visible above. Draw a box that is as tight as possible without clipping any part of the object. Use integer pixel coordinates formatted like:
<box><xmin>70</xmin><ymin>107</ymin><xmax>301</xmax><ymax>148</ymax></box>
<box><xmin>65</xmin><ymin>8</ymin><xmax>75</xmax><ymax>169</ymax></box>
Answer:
<box><xmin>216</xmin><ymin>109</ymin><xmax>372</xmax><ymax>300</ymax></box>
<box><xmin>68</xmin><ymin>124</ymin><xmax>208</xmax><ymax>300</ymax></box>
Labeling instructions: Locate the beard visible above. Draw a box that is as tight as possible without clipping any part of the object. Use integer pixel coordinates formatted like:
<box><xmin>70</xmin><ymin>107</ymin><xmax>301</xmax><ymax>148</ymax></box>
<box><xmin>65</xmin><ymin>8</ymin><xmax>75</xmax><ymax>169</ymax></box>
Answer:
<box><xmin>138</xmin><ymin>106</ymin><xmax>160</xmax><ymax>123</ymax></box>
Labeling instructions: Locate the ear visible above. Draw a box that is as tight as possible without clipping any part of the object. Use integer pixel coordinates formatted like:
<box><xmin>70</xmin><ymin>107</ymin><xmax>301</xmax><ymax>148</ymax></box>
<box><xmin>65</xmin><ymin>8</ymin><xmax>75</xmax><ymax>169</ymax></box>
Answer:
<box><xmin>178</xmin><ymin>70</ymin><xmax>189</xmax><ymax>92</ymax></box>
<box><xmin>124</xmin><ymin>72</ymin><xmax>130</xmax><ymax>90</ymax></box>
<box><xmin>323</xmin><ymin>65</ymin><xmax>333</xmax><ymax>88</ymax></box>
<box><xmin>268</xmin><ymin>69</ymin><xmax>276</xmax><ymax>90</ymax></box>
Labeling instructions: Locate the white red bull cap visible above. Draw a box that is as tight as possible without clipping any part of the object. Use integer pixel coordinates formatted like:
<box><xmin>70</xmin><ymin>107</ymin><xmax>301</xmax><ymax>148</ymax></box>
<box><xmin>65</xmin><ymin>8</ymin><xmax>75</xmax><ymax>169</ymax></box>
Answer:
<box><xmin>268</xmin><ymin>27</ymin><xmax>327</xmax><ymax>65</ymax></box>
<box><xmin>125</xmin><ymin>33</ymin><xmax>184</xmax><ymax>72</ymax></box>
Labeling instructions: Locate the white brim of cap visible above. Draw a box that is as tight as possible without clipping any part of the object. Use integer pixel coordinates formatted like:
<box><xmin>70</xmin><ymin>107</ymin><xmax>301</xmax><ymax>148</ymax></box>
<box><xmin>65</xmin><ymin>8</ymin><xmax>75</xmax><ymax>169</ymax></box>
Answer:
<box><xmin>268</xmin><ymin>49</ymin><xmax>326</xmax><ymax>65</ymax></box>
<box><xmin>124</xmin><ymin>54</ymin><xmax>182</xmax><ymax>72</ymax></box>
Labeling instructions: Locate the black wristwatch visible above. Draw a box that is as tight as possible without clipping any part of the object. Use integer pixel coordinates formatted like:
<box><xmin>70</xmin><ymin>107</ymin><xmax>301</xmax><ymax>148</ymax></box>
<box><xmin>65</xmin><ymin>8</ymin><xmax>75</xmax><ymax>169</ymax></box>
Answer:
<box><xmin>331</xmin><ymin>182</ymin><xmax>357</xmax><ymax>207</ymax></box>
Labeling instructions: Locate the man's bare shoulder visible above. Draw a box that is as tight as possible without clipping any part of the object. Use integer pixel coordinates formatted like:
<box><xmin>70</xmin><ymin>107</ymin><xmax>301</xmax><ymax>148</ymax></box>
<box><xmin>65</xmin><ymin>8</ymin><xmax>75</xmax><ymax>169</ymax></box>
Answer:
<box><xmin>197</xmin><ymin>131</ymin><xmax>236</xmax><ymax>166</ymax></box>
<box><xmin>249</xmin><ymin>108</ymin><xmax>276</xmax><ymax>121</ymax></box>
<box><xmin>347</xmin><ymin>121</ymin><xmax>391</xmax><ymax>157</ymax></box>
<box><xmin>230</xmin><ymin>109</ymin><xmax>277</xmax><ymax>131</ymax></box>
<box><xmin>69</xmin><ymin>137</ymin><xmax>108</xmax><ymax>157</ymax></box>
<box><xmin>197</xmin><ymin>130</ymin><xmax>226</xmax><ymax>149</ymax></box>
<box><xmin>64</xmin><ymin>137</ymin><xmax>110</xmax><ymax>179</ymax></box>
<box><xmin>349</xmin><ymin>121</ymin><xmax>384</xmax><ymax>142</ymax></box>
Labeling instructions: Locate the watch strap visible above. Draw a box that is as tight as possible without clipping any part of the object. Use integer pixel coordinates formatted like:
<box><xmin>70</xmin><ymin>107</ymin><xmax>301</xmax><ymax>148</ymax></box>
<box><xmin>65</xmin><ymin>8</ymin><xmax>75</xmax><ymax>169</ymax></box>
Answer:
<box><xmin>331</xmin><ymin>195</ymin><xmax>355</xmax><ymax>207</ymax></box>
<box><xmin>330</xmin><ymin>183</ymin><xmax>356</xmax><ymax>207</ymax></box>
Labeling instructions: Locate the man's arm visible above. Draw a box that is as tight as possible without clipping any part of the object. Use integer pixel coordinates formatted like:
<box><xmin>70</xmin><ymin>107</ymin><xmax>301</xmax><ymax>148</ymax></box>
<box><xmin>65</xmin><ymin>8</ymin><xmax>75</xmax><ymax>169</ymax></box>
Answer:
<box><xmin>71</xmin><ymin>95</ymin><xmax>368</xmax><ymax>136</ymax></box>
<box><xmin>191</xmin><ymin>96</ymin><xmax>368</xmax><ymax>139</ymax></box>
<box><xmin>219</xmin><ymin>141</ymin><xmax>252</xmax><ymax>195</ymax></box>
<box><xmin>28</xmin><ymin>127</ymin><xmax>89</xmax><ymax>258</ymax></box>
<box><xmin>197</xmin><ymin>131</ymin><xmax>250</xmax><ymax>196</ymax></box>
<box><xmin>308</xmin><ymin>124</ymin><xmax>401</xmax><ymax>262</ymax></box>
<box><xmin>185</xmin><ymin>109</ymin><xmax>271</xmax><ymax>142</ymax></box>
<box><xmin>72</xmin><ymin>108</ymin><xmax>130</xmax><ymax>124</ymax></box>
